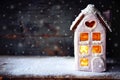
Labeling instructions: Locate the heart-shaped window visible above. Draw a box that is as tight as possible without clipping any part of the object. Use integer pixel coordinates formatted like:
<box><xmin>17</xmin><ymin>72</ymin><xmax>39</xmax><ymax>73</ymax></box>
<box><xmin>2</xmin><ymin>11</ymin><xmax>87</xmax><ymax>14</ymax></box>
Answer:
<box><xmin>85</xmin><ymin>20</ymin><xmax>96</xmax><ymax>28</ymax></box>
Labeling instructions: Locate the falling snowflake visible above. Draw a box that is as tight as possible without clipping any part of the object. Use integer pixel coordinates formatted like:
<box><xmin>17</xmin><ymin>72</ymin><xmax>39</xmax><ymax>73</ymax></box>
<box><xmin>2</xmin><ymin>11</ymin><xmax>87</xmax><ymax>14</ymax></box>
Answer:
<box><xmin>2</xmin><ymin>26</ymin><xmax>7</xmax><ymax>30</ymax></box>
<box><xmin>116</xmin><ymin>9</ymin><xmax>119</xmax><ymax>13</ymax></box>
<box><xmin>28</xmin><ymin>4</ymin><xmax>32</xmax><ymax>7</ymax></box>
<box><xmin>10</xmin><ymin>5</ymin><xmax>15</xmax><ymax>9</ymax></box>
<box><xmin>69</xmin><ymin>7</ymin><xmax>72</xmax><ymax>10</ymax></box>
<box><xmin>18</xmin><ymin>43</ymin><xmax>23</xmax><ymax>47</ymax></box>
<box><xmin>114</xmin><ymin>43</ymin><xmax>118</xmax><ymax>47</ymax></box>
<box><xmin>5</xmin><ymin>45</ymin><xmax>8</xmax><ymax>48</ymax></box>
<box><xmin>31</xmin><ymin>44</ymin><xmax>35</xmax><ymax>48</ymax></box>
<box><xmin>18</xmin><ymin>11</ymin><xmax>22</xmax><ymax>14</ymax></box>
<box><xmin>56</xmin><ymin>5</ymin><xmax>61</xmax><ymax>9</ymax></box>
<box><xmin>65</xmin><ymin>33</ymin><xmax>68</xmax><ymax>36</ymax></box>
<box><xmin>39</xmin><ymin>37</ymin><xmax>42</xmax><ymax>40</ymax></box>
<box><xmin>56</xmin><ymin>15</ymin><xmax>60</xmax><ymax>18</ymax></box>
<box><xmin>42</xmin><ymin>51</ymin><xmax>45</xmax><ymax>54</ymax></box>
<box><xmin>2</xmin><ymin>14</ymin><xmax>6</xmax><ymax>17</ymax></box>
<box><xmin>56</xmin><ymin>26</ymin><xmax>60</xmax><ymax>30</ymax></box>
<box><xmin>47</xmin><ymin>29</ymin><xmax>50</xmax><ymax>32</ymax></box>
<box><xmin>59</xmin><ymin>40</ymin><xmax>62</xmax><ymax>43</ymax></box>
<box><xmin>10</xmin><ymin>43</ymin><xmax>13</xmax><ymax>46</ymax></box>
<box><xmin>48</xmin><ymin>1</ymin><xmax>52</xmax><ymax>5</ymax></box>
<box><xmin>22</xmin><ymin>51</ymin><xmax>25</xmax><ymax>54</ymax></box>
<box><xmin>67</xmin><ymin>47</ymin><xmax>70</xmax><ymax>50</ymax></box>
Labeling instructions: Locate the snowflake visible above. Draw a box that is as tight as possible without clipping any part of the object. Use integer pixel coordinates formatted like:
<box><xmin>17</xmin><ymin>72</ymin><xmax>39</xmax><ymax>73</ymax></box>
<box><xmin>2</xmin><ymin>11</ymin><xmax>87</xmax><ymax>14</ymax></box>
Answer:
<box><xmin>20</xmin><ymin>16</ymin><xmax>24</xmax><ymax>19</ymax></box>
<box><xmin>69</xmin><ymin>7</ymin><xmax>72</xmax><ymax>10</ymax></box>
<box><xmin>47</xmin><ymin>29</ymin><xmax>50</xmax><ymax>32</ymax></box>
<box><xmin>65</xmin><ymin>33</ymin><xmax>68</xmax><ymax>36</ymax></box>
<box><xmin>56</xmin><ymin>26</ymin><xmax>60</xmax><ymax>30</ymax></box>
<box><xmin>108</xmin><ymin>38</ymin><xmax>111</xmax><ymax>40</ymax></box>
<box><xmin>79</xmin><ymin>0</ymin><xmax>82</xmax><ymax>3</ymax></box>
<box><xmin>31</xmin><ymin>44</ymin><xmax>35</xmax><ymax>48</ymax></box>
<box><xmin>56</xmin><ymin>15</ymin><xmax>60</xmax><ymax>18</ymax></box>
<box><xmin>2</xmin><ymin>26</ymin><xmax>7</xmax><ymax>30</ymax></box>
<box><xmin>53</xmin><ymin>21</ymin><xmax>57</xmax><ymax>24</ymax></box>
<box><xmin>22</xmin><ymin>51</ymin><xmax>25</xmax><ymax>54</ymax></box>
<box><xmin>46</xmin><ymin>44</ymin><xmax>49</xmax><ymax>47</ymax></box>
<box><xmin>3</xmin><ymin>14</ymin><xmax>6</xmax><ymax>17</ymax></box>
<box><xmin>61</xmin><ymin>1</ymin><xmax>65</xmax><ymax>4</ymax></box>
<box><xmin>114</xmin><ymin>43</ymin><xmax>118</xmax><ymax>47</ymax></box>
<box><xmin>18</xmin><ymin>11</ymin><xmax>22</xmax><ymax>14</ymax></box>
<box><xmin>67</xmin><ymin>47</ymin><xmax>70</xmax><ymax>50</ymax></box>
<box><xmin>14</xmin><ymin>29</ymin><xmax>17</xmax><ymax>32</ymax></box>
<box><xmin>39</xmin><ymin>20</ymin><xmax>44</xmax><ymax>24</ymax></box>
<box><xmin>48</xmin><ymin>1</ymin><xmax>52</xmax><ymax>5</ymax></box>
<box><xmin>40</xmin><ymin>10</ymin><xmax>43</xmax><ymax>13</ymax></box>
<box><xmin>60</xmin><ymin>21</ymin><xmax>63</xmax><ymax>23</ymax></box>
<box><xmin>116</xmin><ymin>9</ymin><xmax>119</xmax><ymax>13</ymax></box>
<box><xmin>5</xmin><ymin>45</ymin><xmax>8</xmax><ymax>48</ymax></box>
<box><xmin>10</xmin><ymin>5</ymin><xmax>15</xmax><ymax>9</ymax></box>
<box><xmin>39</xmin><ymin>37</ymin><xmax>42</xmax><ymax>40</ymax></box>
<box><xmin>54</xmin><ymin>45</ymin><xmax>58</xmax><ymax>50</ymax></box>
<box><xmin>18</xmin><ymin>43</ymin><xmax>23</xmax><ymax>47</ymax></box>
<box><xmin>29</xmin><ymin>27</ymin><xmax>32</xmax><ymax>30</ymax></box>
<box><xmin>35</xmin><ymin>15</ymin><xmax>38</xmax><ymax>18</ymax></box>
<box><xmin>101</xmin><ymin>5</ymin><xmax>104</xmax><ymax>8</ymax></box>
<box><xmin>10</xmin><ymin>43</ymin><xmax>13</xmax><ymax>46</ymax></box>
<box><xmin>59</xmin><ymin>40</ymin><xmax>62</xmax><ymax>43</ymax></box>
<box><xmin>28</xmin><ymin>4</ymin><xmax>32</xmax><ymax>7</ymax></box>
<box><xmin>42</xmin><ymin>51</ymin><xmax>45</xmax><ymax>54</ymax></box>
<box><xmin>56</xmin><ymin>5</ymin><xmax>61</xmax><ymax>9</ymax></box>
<box><xmin>69</xmin><ymin>36</ymin><xmax>73</xmax><ymax>39</ymax></box>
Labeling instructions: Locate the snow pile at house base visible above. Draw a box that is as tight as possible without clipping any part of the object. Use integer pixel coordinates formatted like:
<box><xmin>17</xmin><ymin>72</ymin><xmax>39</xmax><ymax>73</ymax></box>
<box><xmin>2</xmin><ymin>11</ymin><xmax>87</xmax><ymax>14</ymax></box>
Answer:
<box><xmin>0</xmin><ymin>56</ymin><xmax>120</xmax><ymax>79</ymax></box>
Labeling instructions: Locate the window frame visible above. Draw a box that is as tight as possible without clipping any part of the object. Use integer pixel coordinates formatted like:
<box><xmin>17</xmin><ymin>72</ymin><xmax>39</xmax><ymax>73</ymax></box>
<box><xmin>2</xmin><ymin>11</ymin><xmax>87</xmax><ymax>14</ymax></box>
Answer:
<box><xmin>92</xmin><ymin>32</ymin><xmax>101</xmax><ymax>41</ymax></box>
<box><xmin>80</xmin><ymin>58</ymin><xmax>89</xmax><ymax>68</ymax></box>
<box><xmin>92</xmin><ymin>45</ymin><xmax>103</xmax><ymax>55</ymax></box>
<box><xmin>80</xmin><ymin>32</ymin><xmax>89</xmax><ymax>41</ymax></box>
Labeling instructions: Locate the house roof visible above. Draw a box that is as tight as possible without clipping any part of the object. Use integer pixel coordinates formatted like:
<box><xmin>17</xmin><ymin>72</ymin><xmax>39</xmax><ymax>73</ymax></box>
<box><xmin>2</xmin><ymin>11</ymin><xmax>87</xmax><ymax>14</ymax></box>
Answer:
<box><xmin>70</xmin><ymin>4</ymin><xmax>112</xmax><ymax>32</ymax></box>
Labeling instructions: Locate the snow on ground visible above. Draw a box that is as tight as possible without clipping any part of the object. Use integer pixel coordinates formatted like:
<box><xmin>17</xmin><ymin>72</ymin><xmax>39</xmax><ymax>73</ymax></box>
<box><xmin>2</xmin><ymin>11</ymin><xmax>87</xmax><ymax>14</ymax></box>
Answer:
<box><xmin>0</xmin><ymin>56</ymin><xmax>120</xmax><ymax>79</ymax></box>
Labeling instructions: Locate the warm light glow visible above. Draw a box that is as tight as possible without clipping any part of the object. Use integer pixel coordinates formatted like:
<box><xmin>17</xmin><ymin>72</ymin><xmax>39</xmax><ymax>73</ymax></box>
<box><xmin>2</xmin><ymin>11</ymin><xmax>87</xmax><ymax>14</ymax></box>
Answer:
<box><xmin>80</xmin><ymin>58</ymin><xmax>89</xmax><ymax>66</ymax></box>
<box><xmin>80</xmin><ymin>33</ymin><xmax>88</xmax><ymax>41</ymax></box>
<box><xmin>80</xmin><ymin>45</ymin><xmax>89</xmax><ymax>54</ymax></box>
<box><xmin>92</xmin><ymin>45</ymin><xmax>101</xmax><ymax>54</ymax></box>
<box><xmin>92</xmin><ymin>32</ymin><xmax>101</xmax><ymax>41</ymax></box>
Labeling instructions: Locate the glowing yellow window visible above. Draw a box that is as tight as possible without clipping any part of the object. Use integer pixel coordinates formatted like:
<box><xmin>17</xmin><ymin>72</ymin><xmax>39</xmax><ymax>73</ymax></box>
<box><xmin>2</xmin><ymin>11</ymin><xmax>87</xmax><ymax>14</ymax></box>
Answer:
<box><xmin>80</xmin><ymin>58</ymin><xmax>89</xmax><ymax>66</ymax></box>
<box><xmin>92</xmin><ymin>45</ymin><xmax>101</xmax><ymax>54</ymax></box>
<box><xmin>80</xmin><ymin>46</ymin><xmax>89</xmax><ymax>55</ymax></box>
<box><xmin>80</xmin><ymin>33</ymin><xmax>88</xmax><ymax>41</ymax></box>
<box><xmin>92</xmin><ymin>32</ymin><xmax>101</xmax><ymax>41</ymax></box>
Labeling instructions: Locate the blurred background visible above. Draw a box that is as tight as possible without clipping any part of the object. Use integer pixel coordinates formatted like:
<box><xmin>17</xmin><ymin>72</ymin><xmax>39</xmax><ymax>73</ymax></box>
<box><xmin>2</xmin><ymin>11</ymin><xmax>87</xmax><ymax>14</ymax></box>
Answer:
<box><xmin>0</xmin><ymin>0</ymin><xmax>119</xmax><ymax>60</ymax></box>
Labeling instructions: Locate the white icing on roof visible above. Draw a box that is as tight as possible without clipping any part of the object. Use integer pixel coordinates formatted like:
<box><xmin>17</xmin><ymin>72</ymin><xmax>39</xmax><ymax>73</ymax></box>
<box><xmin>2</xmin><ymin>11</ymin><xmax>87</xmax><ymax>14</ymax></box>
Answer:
<box><xmin>70</xmin><ymin>4</ymin><xmax>112</xmax><ymax>32</ymax></box>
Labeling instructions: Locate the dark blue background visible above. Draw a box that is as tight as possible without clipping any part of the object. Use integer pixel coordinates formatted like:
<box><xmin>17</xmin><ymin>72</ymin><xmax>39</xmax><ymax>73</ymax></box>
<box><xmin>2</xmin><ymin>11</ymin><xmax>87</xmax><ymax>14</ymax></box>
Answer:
<box><xmin>0</xmin><ymin>0</ymin><xmax>119</xmax><ymax>60</ymax></box>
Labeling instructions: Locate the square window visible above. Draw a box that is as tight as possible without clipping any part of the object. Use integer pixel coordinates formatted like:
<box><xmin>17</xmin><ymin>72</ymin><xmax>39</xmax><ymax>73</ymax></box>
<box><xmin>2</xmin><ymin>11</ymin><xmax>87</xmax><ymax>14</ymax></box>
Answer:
<box><xmin>80</xmin><ymin>58</ymin><xmax>89</xmax><ymax>66</ymax></box>
<box><xmin>80</xmin><ymin>45</ymin><xmax>89</xmax><ymax>55</ymax></box>
<box><xmin>92</xmin><ymin>32</ymin><xmax>101</xmax><ymax>41</ymax></box>
<box><xmin>80</xmin><ymin>33</ymin><xmax>88</xmax><ymax>41</ymax></box>
<box><xmin>92</xmin><ymin>45</ymin><xmax>101</xmax><ymax>54</ymax></box>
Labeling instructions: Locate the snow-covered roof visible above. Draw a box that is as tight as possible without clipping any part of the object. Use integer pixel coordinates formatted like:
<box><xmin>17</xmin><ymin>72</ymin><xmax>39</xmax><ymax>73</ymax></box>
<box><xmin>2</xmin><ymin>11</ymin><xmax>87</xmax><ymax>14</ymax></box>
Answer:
<box><xmin>70</xmin><ymin>4</ymin><xmax>112</xmax><ymax>32</ymax></box>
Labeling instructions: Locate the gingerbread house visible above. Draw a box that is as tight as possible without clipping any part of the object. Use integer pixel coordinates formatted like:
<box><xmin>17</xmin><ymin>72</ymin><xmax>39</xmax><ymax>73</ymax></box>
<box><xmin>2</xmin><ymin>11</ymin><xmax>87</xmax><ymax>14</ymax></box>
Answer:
<box><xmin>70</xmin><ymin>4</ymin><xmax>112</xmax><ymax>72</ymax></box>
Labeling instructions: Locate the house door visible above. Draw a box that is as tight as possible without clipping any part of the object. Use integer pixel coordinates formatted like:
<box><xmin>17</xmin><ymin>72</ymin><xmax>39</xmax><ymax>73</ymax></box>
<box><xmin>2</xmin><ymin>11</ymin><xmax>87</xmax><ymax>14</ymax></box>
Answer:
<box><xmin>91</xmin><ymin>57</ymin><xmax>105</xmax><ymax>72</ymax></box>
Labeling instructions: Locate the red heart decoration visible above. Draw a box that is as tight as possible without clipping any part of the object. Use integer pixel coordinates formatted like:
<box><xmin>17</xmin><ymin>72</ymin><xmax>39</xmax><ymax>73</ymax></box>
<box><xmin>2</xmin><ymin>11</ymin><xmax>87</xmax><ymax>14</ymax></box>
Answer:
<box><xmin>85</xmin><ymin>21</ymin><xmax>95</xmax><ymax>28</ymax></box>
